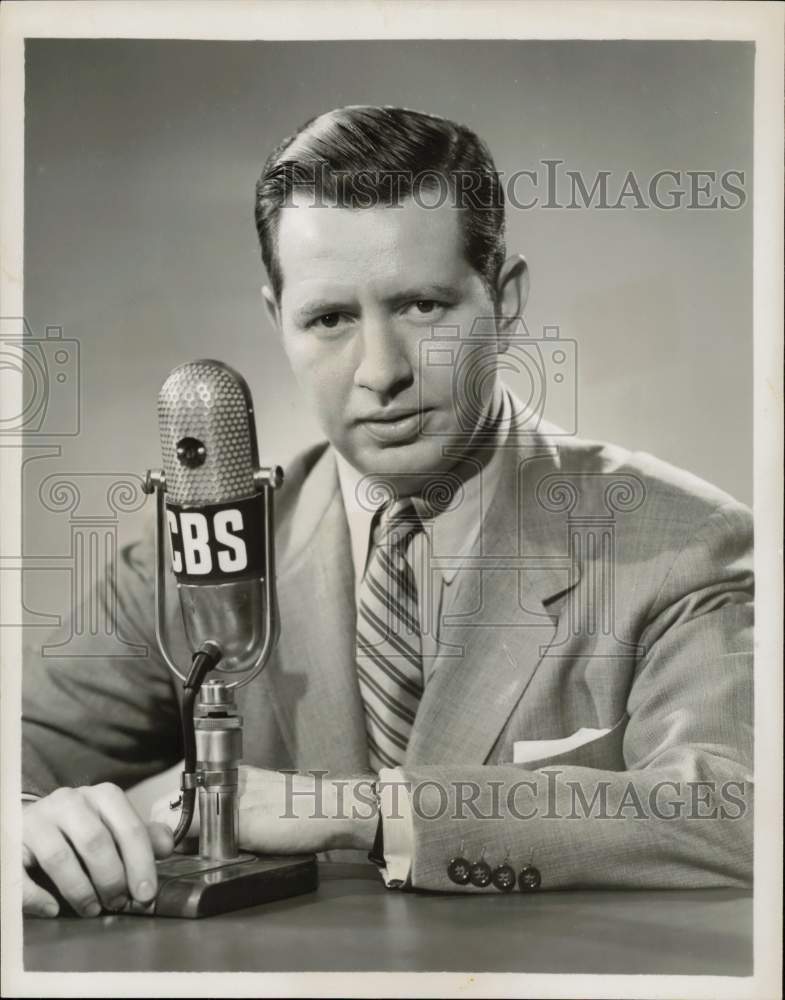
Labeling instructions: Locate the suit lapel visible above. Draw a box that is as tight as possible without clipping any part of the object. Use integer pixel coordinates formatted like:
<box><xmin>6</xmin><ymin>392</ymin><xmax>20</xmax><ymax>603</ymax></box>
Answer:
<box><xmin>262</xmin><ymin>448</ymin><xmax>370</xmax><ymax>773</ymax></box>
<box><xmin>407</xmin><ymin>434</ymin><xmax>580</xmax><ymax>765</ymax></box>
<box><xmin>262</xmin><ymin>420</ymin><xmax>581</xmax><ymax>772</ymax></box>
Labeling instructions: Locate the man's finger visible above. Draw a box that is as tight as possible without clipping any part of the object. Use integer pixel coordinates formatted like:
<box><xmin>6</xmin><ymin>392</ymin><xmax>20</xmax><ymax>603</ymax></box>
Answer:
<box><xmin>60</xmin><ymin>794</ymin><xmax>129</xmax><ymax>910</ymax></box>
<box><xmin>22</xmin><ymin>870</ymin><xmax>60</xmax><ymax>918</ymax></box>
<box><xmin>83</xmin><ymin>784</ymin><xmax>157</xmax><ymax>905</ymax></box>
<box><xmin>25</xmin><ymin>823</ymin><xmax>101</xmax><ymax>918</ymax></box>
<box><xmin>147</xmin><ymin>821</ymin><xmax>175</xmax><ymax>860</ymax></box>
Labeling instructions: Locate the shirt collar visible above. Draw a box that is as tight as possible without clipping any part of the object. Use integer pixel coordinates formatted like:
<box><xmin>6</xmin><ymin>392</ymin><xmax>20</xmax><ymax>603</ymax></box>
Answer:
<box><xmin>336</xmin><ymin>389</ymin><xmax>511</xmax><ymax>589</ymax></box>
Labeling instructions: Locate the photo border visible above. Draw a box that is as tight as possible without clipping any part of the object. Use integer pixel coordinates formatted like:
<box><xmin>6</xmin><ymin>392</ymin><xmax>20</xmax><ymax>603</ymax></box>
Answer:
<box><xmin>1</xmin><ymin>3</ymin><xmax>782</xmax><ymax>998</ymax></box>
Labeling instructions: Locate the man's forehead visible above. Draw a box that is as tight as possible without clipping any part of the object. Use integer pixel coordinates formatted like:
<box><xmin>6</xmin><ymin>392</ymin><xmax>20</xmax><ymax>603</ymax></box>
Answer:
<box><xmin>275</xmin><ymin>194</ymin><xmax>466</xmax><ymax>282</ymax></box>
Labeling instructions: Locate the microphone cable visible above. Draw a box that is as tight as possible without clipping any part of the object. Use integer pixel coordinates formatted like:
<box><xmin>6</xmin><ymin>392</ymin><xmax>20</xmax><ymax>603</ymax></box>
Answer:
<box><xmin>172</xmin><ymin>643</ymin><xmax>221</xmax><ymax>847</ymax></box>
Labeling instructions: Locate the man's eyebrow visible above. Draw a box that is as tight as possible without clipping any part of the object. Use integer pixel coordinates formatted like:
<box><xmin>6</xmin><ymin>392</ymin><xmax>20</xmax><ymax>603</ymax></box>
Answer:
<box><xmin>385</xmin><ymin>283</ymin><xmax>461</xmax><ymax>304</ymax></box>
<box><xmin>292</xmin><ymin>299</ymin><xmax>354</xmax><ymax>323</ymax></box>
<box><xmin>291</xmin><ymin>284</ymin><xmax>461</xmax><ymax>323</ymax></box>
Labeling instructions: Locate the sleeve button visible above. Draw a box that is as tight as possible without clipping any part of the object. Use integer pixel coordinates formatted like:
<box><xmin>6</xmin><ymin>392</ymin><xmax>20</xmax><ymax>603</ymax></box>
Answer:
<box><xmin>491</xmin><ymin>863</ymin><xmax>516</xmax><ymax>892</ymax></box>
<box><xmin>447</xmin><ymin>856</ymin><xmax>471</xmax><ymax>885</ymax></box>
<box><xmin>469</xmin><ymin>859</ymin><xmax>492</xmax><ymax>888</ymax></box>
<box><xmin>518</xmin><ymin>864</ymin><xmax>542</xmax><ymax>891</ymax></box>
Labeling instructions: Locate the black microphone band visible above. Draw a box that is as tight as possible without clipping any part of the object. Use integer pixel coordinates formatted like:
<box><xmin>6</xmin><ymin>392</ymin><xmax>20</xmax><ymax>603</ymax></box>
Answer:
<box><xmin>165</xmin><ymin>492</ymin><xmax>267</xmax><ymax>583</ymax></box>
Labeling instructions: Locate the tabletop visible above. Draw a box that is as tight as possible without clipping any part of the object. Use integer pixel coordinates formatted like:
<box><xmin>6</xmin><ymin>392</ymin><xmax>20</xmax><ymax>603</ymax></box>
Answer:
<box><xmin>24</xmin><ymin>862</ymin><xmax>753</xmax><ymax>975</ymax></box>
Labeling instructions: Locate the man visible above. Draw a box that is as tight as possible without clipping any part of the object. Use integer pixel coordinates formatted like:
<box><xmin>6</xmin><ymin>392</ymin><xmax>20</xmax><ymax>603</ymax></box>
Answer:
<box><xmin>22</xmin><ymin>106</ymin><xmax>753</xmax><ymax>917</ymax></box>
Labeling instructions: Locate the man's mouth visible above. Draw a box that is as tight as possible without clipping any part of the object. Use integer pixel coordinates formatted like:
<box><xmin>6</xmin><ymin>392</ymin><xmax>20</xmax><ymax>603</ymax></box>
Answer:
<box><xmin>356</xmin><ymin>408</ymin><xmax>432</xmax><ymax>444</ymax></box>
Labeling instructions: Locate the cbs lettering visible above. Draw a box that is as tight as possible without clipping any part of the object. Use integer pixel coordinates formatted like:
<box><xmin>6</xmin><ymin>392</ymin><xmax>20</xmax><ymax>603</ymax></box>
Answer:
<box><xmin>167</xmin><ymin>507</ymin><xmax>249</xmax><ymax>576</ymax></box>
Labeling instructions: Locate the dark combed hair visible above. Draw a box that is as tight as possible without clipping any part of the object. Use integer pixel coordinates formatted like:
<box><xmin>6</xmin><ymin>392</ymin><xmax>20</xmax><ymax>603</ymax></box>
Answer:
<box><xmin>254</xmin><ymin>105</ymin><xmax>506</xmax><ymax>302</ymax></box>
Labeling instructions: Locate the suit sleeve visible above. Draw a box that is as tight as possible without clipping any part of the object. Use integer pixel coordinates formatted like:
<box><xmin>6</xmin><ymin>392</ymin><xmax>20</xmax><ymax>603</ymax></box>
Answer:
<box><xmin>22</xmin><ymin>524</ymin><xmax>183</xmax><ymax>797</ymax></box>
<box><xmin>398</xmin><ymin>499</ymin><xmax>754</xmax><ymax>891</ymax></box>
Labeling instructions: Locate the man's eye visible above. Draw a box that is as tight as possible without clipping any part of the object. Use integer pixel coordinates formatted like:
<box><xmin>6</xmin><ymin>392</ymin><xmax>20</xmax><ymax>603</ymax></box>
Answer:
<box><xmin>404</xmin><ymin>300</ymin><xmax>447</xmax><ymax>319</ymax></box>
<box><xmin>316</xmin><ymin>313</ymin><xmax>342</xmax><ymax>328</ymax></box>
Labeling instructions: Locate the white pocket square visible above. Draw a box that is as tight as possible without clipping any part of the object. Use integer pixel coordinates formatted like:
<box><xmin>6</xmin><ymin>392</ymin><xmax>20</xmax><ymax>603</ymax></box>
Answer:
<box><xmin>513</xmin><ymin>727</ymin><xmax>611</xmax><ymax>764</ymax></box>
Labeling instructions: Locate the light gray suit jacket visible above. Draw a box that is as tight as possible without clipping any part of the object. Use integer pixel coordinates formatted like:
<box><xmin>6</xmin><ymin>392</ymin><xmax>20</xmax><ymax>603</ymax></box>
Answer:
<box><xmin>23</xmin><ymin>422</ymin><xmax>754</xmax><ymax>891</ymax></box>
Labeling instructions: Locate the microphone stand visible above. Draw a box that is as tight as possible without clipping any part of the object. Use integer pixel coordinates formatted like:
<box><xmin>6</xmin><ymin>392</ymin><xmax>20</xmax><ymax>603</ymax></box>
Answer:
<box><xmin>131</xmin><ymin>466</ymin><xmax>318</xmax><ymax>918</ymax></box>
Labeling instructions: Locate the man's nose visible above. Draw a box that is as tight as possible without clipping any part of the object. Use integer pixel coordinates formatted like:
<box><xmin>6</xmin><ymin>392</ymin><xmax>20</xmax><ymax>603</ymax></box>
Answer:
<box><xmin>353</xmin><ymin>319</ymin><xmax>414</xmax><ymax>401</ymax></box>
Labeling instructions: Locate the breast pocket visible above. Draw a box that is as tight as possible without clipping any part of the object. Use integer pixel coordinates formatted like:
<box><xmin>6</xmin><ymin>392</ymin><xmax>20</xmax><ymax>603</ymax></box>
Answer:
<box><xmin>510</xmin><ymin>715</ymin><xmax>628</xmax><ymax>771</ymax></box>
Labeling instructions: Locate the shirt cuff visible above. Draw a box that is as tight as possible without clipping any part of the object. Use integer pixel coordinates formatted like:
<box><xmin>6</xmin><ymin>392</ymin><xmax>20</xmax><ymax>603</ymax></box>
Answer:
<box><xmin>377</xmin><ymin>767</ymin><xmax>413</xmax><ymax>887</ymax></box>
<box><xmin>22</xmin><ymin>793</ymin><xmax>41</xmax><ymax>802</ymax></box>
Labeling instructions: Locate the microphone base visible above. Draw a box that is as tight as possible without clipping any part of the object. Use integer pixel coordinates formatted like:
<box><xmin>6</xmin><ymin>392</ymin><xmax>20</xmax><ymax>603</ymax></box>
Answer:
<box><xmin>121</xmin><ymin>852</ymin><xmax>318</xmax><ymax>919</ymax></box>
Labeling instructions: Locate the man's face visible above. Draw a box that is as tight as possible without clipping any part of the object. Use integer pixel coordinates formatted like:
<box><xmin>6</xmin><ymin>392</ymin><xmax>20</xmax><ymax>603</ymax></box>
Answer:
<box><xmin>271</xmin><ymin>194</ymin><xmax>504</xmax><ymax>486</ymax></box>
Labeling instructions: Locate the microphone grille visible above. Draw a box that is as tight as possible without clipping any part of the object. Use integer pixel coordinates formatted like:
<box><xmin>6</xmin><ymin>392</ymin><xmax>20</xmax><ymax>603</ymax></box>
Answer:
<box><xmin>158</xmin><ymin>360</ymin><xmax>259</xmax><ymax>505</ymax></box>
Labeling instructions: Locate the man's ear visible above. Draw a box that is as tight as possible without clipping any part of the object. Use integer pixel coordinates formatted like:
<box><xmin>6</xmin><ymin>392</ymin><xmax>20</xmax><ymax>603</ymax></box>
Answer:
<box><xmin>261</xmin><ymin>285</ymin><xmax>281</xmax><ymax>331</ymax></box>
<box><xmin>494</xmin><ymin>255</ymin><xmax>529</xmax><ymax>351</ymax></box>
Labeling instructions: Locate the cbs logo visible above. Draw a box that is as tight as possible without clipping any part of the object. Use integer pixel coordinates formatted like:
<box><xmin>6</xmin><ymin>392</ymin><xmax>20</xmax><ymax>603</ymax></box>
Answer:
<box><xmin>166</xmin><ymin>507</ymin><xmax>250</xmax><ymax>577</ymax></box>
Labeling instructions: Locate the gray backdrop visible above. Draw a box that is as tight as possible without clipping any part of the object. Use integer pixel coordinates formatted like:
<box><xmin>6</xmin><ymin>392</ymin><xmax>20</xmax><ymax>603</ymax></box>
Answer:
<box><xmin>19</xmin><ymin>39</ymin><xmax>752</xmax><ymax>626</ymax></box>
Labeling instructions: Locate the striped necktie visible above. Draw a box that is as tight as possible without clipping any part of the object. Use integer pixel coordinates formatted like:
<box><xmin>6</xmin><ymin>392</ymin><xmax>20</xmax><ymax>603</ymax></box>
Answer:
<box><xmin>356</xmin><ymin>498</ymin><xmax>424</xmax><ymax>772</ymax></box>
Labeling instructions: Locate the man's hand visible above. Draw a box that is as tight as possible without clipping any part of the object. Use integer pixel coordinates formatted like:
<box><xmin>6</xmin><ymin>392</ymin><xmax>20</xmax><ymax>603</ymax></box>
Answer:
<box><xmin>23</xmin><ymin>784</ymin><xmax>174</xmax><ymax>918</ymax></box>
<box><xmin>151</xmin><ymin>766</ymin><xmax>379</xmax><ymax>855</ymax></box>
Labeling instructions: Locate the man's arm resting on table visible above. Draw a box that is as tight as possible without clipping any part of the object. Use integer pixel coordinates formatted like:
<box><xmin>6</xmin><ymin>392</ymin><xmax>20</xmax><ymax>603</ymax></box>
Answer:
<box><xmin>21</xmin><ymin>529</ymin><xmax>183</xmax><ymax>917</ymax></box>
<box><xmin>377</xmin><ymin>499</ymin><xmax>754</xmax><ymax>892</ymax></box>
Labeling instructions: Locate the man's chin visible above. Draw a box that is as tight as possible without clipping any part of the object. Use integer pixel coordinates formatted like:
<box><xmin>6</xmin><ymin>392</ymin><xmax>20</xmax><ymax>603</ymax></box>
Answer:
<box><xmin>347</xmin><ymin>436</ymin><xmax>454</xmax><ymax>483</ymax></box>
